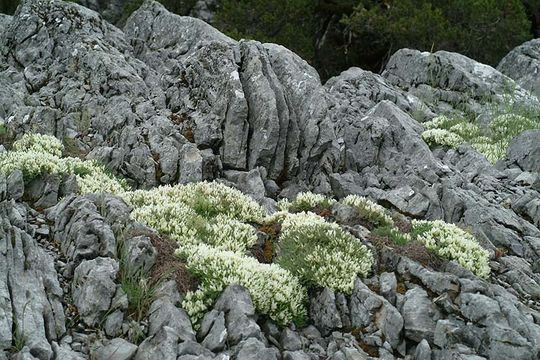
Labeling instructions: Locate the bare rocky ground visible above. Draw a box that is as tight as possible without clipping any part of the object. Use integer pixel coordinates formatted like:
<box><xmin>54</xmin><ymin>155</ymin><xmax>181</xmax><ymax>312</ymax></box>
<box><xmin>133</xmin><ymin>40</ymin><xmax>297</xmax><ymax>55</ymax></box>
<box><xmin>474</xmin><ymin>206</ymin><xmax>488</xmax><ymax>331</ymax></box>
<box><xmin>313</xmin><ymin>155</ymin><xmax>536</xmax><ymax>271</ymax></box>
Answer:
<box><xmin>1</xmin><ymin>1</ymin><xmax>540</xmax><ymax>359</ymax></box>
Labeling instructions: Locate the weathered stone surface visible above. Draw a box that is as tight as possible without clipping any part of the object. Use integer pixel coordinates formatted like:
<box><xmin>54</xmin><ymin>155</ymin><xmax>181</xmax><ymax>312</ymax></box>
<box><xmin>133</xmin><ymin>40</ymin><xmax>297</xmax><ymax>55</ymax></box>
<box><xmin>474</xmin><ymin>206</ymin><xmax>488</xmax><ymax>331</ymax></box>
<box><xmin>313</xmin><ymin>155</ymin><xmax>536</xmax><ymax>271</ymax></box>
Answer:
<box><xmin>122</xmin><ymin>234</ymin><xmax>157</xmax><ymax>274</ymax></box>
<box><xmin>214</xmin><ymin>284</ymin><xmax>255</xmax><ymax>319</ymax></box>
<box><xmin>124</xmin><ymin>1</ymin><xmax>339</xmax><ymax>188</ymax></box>
<box><xmin>72</xmin><ymin>257</ymin><xmax>119</xmax><ymax>326</ymax></box>
<box><xmin>135</xmin><ymin>326</ymin><xmax>179</xmax><ymax>360</ymax></box>
<box><xmin>148</xmin><ymin>298</ymin><xmax>195</xmax><ymax>341</ymax></box>
<box><xmin>350</xmin><ymin>279</ymin><xmax>403</xmax><ymax>349</ymax></box>
<box><xmin>310</xmin><ymin>288</ymin><xmax>343</xmax><ymax>336</ymax></box>
<box><xmin>402</xmin><ymin>287</ymin><xmax>442</xmax><ymax>343</ymax></box>
<box><xmin>91</xmin><ymin>338</ymin><xmax>138</xmax><ymax>360</ymax></box>
<box><xmin>234</xmin><ymin>338</ymin><xmax>280</xmax><ymax>360</ymax></box>
<box><xmin>49</xmin><ymin>194</ymin><xmax>130</xmax><ymax>263</ymax></box>
<box><xmin>415</xmin><ymin>339</ymin><xmax>432</xmax><ymax>360</ymax></box>
<box><xmin>498</xmin><ymin>38</ymin><xmax>540</xmax><ymax>98</ymax></box>
<box><xmin>505</xmin><ymin>130</ymin><xmax>540</xmax><ymax>174</ymax></box>
<box><xmin>326</xmin><ymin>66</ymin><xmax>432</xmax><ymax>120</ymax></box>
<box><xmin>6</xmin><ymin>170</ymin><xmax>24</xmax><ymax>201</ymax></box>
<box><xmin>201</xmin><ymin>310</ymin><xmax>227</xmax><ymax>352</ymax></box>
<box><xmin>383</xmin><ymin>49</ymin><xmax>537</xmax><ymax>117</ymax></box>
<box><xmin>0</xmin><ymin>201</ymin><xmax>65</xmax><ymax>358</ymax></box>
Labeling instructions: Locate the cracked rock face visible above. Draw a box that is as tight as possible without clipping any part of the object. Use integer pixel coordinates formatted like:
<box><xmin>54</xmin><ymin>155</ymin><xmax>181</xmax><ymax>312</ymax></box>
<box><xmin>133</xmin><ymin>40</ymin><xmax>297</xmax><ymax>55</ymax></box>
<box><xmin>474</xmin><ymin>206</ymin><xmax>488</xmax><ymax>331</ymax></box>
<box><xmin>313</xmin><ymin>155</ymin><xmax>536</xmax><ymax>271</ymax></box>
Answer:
<box><xmin>2</xmin><ymin>1</ymin><xmax>540</xmax><ymax>359</ymax></box>
<box><xmin>498</xmin><ymin>38</ymin><xmax>540</xmax><ymax>98</ymax></box>
<box><xmin>0</xmin><ymin>201</ymin><xmax>65</xmax><ymax>359</ymax></box>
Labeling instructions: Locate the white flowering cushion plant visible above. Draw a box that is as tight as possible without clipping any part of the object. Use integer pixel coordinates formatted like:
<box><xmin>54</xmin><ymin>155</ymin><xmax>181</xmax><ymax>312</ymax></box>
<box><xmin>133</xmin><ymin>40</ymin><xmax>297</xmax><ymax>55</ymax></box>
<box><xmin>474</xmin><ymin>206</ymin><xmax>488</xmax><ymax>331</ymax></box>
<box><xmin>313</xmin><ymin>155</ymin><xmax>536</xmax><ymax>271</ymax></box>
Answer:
<box><xmin>177</xmin><ymin>244</ymin><xmax>307</xmax><ymax>326</ymax></box>
<box><xmin>421</xmin><ymin>129</ymin><xmax>464</xmax><ymax>149</ymax></box>
<box><xmin>0</xmin><ymin>134</ymin><xmax>127</xmax><ymax>194</ymax></box>
<box><xmin>12</xmin><ymin>133</ymin><xmax>64</xmax><ymax>157</ymax></box>
<box><xmin>283</xmin><ymin>192</ymin><xmax>336</xmax><ymax>212</ymax></box>
<box><xmin>341</xmin><ymin>194</ymin><xmax>394</xmax><ymax>228</ymax></box>
<box><xmin>412</xmin><ymin>220</ymin><xmax>491</xmax><ymax>278</ymax></box>
<box><xmin>421</xmin><ymin>112</ymin><xmax>540</xmax><ymax>163</ymax></box>
<box><xmin>131</xmin><ymin>203</ymin><xmax>258</xmax><ymax>253</ymax></box>
<box><xmin>276</xmin><ymin>212</ymin><xmax>373</xmax><ymax>293</ymax></box>
<box><xmin>123</xmin><ymin>181</ymin><xmax>266</xmax><ymax>223</ymax></box>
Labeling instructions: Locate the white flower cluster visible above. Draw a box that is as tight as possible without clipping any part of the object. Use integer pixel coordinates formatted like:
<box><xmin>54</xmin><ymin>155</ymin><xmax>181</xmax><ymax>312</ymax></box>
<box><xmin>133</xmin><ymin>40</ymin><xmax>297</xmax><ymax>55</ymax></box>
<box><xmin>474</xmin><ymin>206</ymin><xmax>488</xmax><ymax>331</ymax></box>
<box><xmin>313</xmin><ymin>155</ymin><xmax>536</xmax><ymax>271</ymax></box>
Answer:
<box><xmin>412</xmin><ymin>220</ymin><xmax>490</xmax><ymax>278</ymax></box>
<box><xmin>277</xmin><ymin>212</ymin><xmax>373</xmax><ymax>293</ymax></box>
<box><xmin>341</xmin><ymin>194</ymin><xmax>394</xmax><ymax>228</ymax></box>
<box><xmin>177</xmin><ymin>244</ymin><xmax>307</xmax><ymax>326</ymax></box>
<box><xmin>421</xmin><ymin>112</ymin><xmax>540</xmax><ymax>164</ymax></box>
<box><xmin>448</xmin><ymin>122</ymin><xmax>481</xmax><ymax>138</ymax></box>
<box><xmin>422</xmin><ymin>129</ymin><xmax>464</xmax><ymax>149</ymax></box>
<box><xmin>0</xmin><ymin>136</ymin><xmax>127</xmax><ymax>194</ymax></box>
<box><xmin>471</xmin><ymin>141</ymin><xmax>507</xmax><ymax>164</ymax></box>
<box><xmin>423</xmin><ymin>115</ymin><xmax>454</xmax><ymax>130</ymax></box>
<box><xmin>490</xmin><ymin>114</ymin><xmax>537</xmax><ymax>139</ymax></box>
<box><xmin>13</xmin><ymin>133</ymin><xmax>64</xmax><ymax>157</ymax></box>
<box><xmin>124</xmin><ymin>181</ymin><xmax>265</xmax><ymax>223</ymax></box>
<box><xmin>0</xmin><ymin>150</ymin><xmax>60</xmax><ymax>178</ymax></box>
<box><xmin>279</xmin><ymin>192</ymin><xmax>336</xmax><ymax>212</ymax></box>
<box><xmin>123</xmin><ymin>181</ymin><xmax>309</xmax><ymax>326</ymax></box>
<box><xmin>131</xmin><ymin>203</ymin><xmax>258</xmax><ymax>253</ymax></box>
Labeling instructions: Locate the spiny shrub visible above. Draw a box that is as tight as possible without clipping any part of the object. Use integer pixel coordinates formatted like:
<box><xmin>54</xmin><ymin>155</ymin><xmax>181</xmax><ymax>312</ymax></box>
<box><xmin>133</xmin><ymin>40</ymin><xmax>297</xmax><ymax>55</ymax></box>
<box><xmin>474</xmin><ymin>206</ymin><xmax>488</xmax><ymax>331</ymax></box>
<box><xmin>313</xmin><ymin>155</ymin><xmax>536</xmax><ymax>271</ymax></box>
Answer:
<box><xmin>341</xmin><ymin>194</ymin><xmax>394</xmax><ymax>228</ymax></box>
<box><xmin>0</xmin><ymin>134</ymin><xmax>127</xmax><ymax>194</ymax></box>
<box><xmin>276</xmin><ymin>212</ymin><xmax>373</xmax><ymax>293</ymax></box>
<box><xmin>412</xmin><ymin>219</ymin><xmax>490</xmax><ymax>278</ymax></box>
<box><xmin>123</xmin><ymin>181</ymin><xmax>266</xmax><ymax>223</ymax></box>
<box><xmin>178</xmin><ymin>244</ymin><xmax>307</xmax><ymax>326</ymax></box>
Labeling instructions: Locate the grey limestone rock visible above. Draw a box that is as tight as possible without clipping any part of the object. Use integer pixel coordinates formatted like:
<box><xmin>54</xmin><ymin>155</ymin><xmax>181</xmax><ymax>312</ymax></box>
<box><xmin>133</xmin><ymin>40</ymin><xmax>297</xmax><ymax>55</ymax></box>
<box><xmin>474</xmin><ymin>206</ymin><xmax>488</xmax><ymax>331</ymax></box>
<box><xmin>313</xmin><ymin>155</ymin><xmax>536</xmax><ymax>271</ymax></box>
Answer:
<box><xmin>234</xmin><ymin>338</ymin><xmax>280</xmax><ymax>360</ymax></box>
<box><xmin>72</xmin><ymin>257</ymin><xmax>119</xmax><ymax>326</ymax></box>
<box><xmin>383</xmin><ymin>48</ymin><xmax>537</xmax><ymax>117</ymax></box>
<box><xmin>402</xmin><ymin>287</ymin><xmax>442</xmax><ymax>343</ymax></box>
<box><xmin>349</xmin><ymin>279</ymin><xmax>403</xmax><ymax>349</ymax></box>
<box><xmin>498</xmin><ymin>38</ymin><xmax>540</xmax><ymax>98</ymax></box>
<box><xmin>135</xmin><ymin>326</ymin><xmax>179</xmax><ymax>360</ymax></box>
<box><xmin>0</xmin><ymin>201</ymin><xmax>65</xmax><ymax>358</ymax></box>
<box><xmin>148</xmin><ymin>298</ymin><xmax>196</xmax><ymax>341</ymax></box>
<box><xmin>309</xmin><ymin>288</ymin><xmax>342</xmax><ymax>336</ymax></box>
<box><xmin>91</xmin><ymin>338</ymin><xmax>138</xmax><ymax>360</ymax></box>
<box><xmin>505</xmin><ymin>130</ymin><xmax>540</xmax><ymax>174</ymax></box>
<box><xmin>122</xmin><ymin>234</ymin><xmax>157</xmax><ymax>274</ymax></box>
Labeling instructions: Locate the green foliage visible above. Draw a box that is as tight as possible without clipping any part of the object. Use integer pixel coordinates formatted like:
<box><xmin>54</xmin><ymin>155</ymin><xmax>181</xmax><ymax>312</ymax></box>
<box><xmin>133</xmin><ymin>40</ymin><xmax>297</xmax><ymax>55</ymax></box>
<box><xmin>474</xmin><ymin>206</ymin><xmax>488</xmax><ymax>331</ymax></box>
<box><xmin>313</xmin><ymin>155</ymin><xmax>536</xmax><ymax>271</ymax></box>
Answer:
<box><xmin>0</xmin><ymin>133</ymin><xmax>128</xmax><ymax>193</ymax></box>
<box><xmin>214</xmin><ymin>0</ymin><xmax>318</xmax><ymax>63</ymax></box>
<box><xmin>119</xmin><ymin>269</ymin><xmax>155</xmax><ymax>322</ymax></box>
<box><xmin>422</xmin><ymin>109</ymin><xmax>540</xmax><ymax>163</ymax></box>
<box><xmin>124</xmin><ymin>181</ymin><xmax>266</xmax><ymax>223</ymax></box>
<box><xmin>276</xmin><ymin>212</ymin><xmax>373</xmax><ymax>293</ymax></box>
<box><xmin>116</xmin><ymin>237</ymin><xmax>157</xmax><ymax>322</ymax></box>
<box><xmin>178</xmin><ymin>244</ymin><xmax>307</xmax><ymax>326</ymax></box>
<box><xmin>374</xmin><ymin>226</ymin><xmax>412</xmax><ymax>245</ymax></box>
<box><xmin>9</xmin><ymin>321</ymin><xmax>25</xmax><ymax>354</ymax></box>
<box><xmin>412</xmin><ymin>220</ymin><xmax>491</xmax><ymax>278</ymax></box>
<box><xmin>341</xmin><ymin>195</ymin><xmax>394</xmax><ymax>228</ymax></box>
<box><xmin>342</xmin><ymin>0</ymin><xmax>531</xmax><ymax>71</ymax></box>
<box><xmin>278</xmin><ymin>192</ymin><xmax>336</xmax><ymax>212</ymax></box>
<box><xmin>130</xmin><ymin>203</ymin><xmax>258</xmax><ymax>253</ymax></box>
<box><xmin>123</xmin><ymin>182</ymin><xmax>306</xmax><ymax>326</ymax></box>
<box><xmin>0</xmin><ymin>0</ymin><xmax>19</xmax><ymax>14</ymax></box>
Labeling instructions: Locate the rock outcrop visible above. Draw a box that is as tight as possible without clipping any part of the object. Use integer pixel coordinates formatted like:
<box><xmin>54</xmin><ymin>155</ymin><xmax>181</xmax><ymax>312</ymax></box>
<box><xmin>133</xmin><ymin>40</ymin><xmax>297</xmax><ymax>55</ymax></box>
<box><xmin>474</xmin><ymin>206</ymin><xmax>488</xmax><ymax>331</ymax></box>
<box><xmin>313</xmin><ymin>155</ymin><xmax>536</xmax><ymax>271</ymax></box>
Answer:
<box><xmin>1</xmin><ymin>1</ymin><xmax>540</xmax><ymax>359</ymax></box>
<box><xmin>498</xmin><ymin>38</ymin><xmax>540</xmax><ymax>98</ymax></box>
